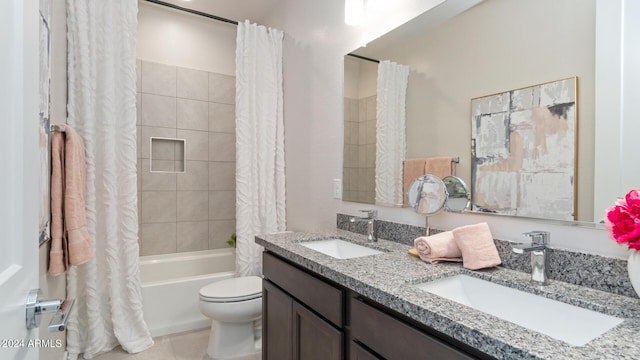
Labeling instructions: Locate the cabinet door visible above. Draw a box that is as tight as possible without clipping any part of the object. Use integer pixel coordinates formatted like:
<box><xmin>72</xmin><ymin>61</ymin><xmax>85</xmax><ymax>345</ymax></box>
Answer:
<box><xmin>263</xmin><ymin>280</ymin><xmax>293</xmax><ymax>360</ymax></box>
<box><xmin>293</xmin><ymin>301</ymin><xmax>343</xmax><ymax>360</ymax></box>
<box><xmin>350</xmin><ymin>341</ymin><xmax>383</xmax><ymax>360</ymax></box>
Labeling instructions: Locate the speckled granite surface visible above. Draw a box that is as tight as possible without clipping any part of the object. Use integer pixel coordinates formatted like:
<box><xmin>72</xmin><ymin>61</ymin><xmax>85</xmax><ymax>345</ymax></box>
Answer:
<box><xmin>337</xmin><ymin>213</ymin><xmax>637</xmax><ymax>298</ymax></box>
<box><xmin>256</xmin><ymin>230</ymin><xmax>640</xmax><ymax>360</ymax></box>
<box><xmin>337</xmin><ymin>213</ymin><xmax>426</xmax><ymax>245</ymax></box>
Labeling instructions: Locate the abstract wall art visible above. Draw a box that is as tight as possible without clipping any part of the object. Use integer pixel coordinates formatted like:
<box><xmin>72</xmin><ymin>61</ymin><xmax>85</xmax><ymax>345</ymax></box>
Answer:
<box><xmin>470</xmin><ymin>77</ymin><xmax>577</xmax><ymax>221</ymax></box>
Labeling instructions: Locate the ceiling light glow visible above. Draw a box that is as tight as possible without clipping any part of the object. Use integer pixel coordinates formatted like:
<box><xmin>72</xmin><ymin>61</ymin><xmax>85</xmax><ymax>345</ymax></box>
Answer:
<box><xmin>345</xmin><ymin>0</ymin><xmax>364</xmax><ymax>26</ymax></box>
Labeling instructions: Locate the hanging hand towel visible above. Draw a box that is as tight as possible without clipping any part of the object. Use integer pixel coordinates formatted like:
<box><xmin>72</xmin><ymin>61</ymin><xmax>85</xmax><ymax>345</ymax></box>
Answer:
<box><xmin>48</xmin><ymin>125</ymin><xmax>94</xmax><ymax>275</ymax></box>
<box><xmin>414</xmin><ymin>231</ymin><xmax>463</xmax><ymax>263</ymax></box>
<box><xmin>63</xmin><ymin>125</ymin><xmax>94</xmax><ymax>266</ymax></box>
<box><xmin>49</xmin><ymin>131</ymin><xmax>68</xmax><ymax>275</ymax></box>
<box><xmin>424</xmin><ymin>156</ymin><xmax>456</xmax><ymax>180</ymax></box>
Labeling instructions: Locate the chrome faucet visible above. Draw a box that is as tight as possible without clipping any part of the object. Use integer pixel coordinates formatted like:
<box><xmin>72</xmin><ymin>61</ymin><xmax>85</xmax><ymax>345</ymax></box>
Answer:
<box><xmin>350</xmin><ymin>210</ymin><xmax>378</xmax><ymax>242</ymax></box>
<box><xmin>512</xmin><ymin>231</ymin><xmax>550</xmax><ymax>286</ymax></box>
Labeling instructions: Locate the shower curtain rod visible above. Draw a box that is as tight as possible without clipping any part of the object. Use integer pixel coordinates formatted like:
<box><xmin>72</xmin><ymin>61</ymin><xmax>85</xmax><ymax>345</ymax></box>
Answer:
<box><xmin>347</xmin><ymin>53</ymin><xmax>380</xmax><ymax>63</ymax></box>
<box><xmin>142</xmin><ymin>0</ymin><xmax>239</xmax><ymax>25</ymax></box>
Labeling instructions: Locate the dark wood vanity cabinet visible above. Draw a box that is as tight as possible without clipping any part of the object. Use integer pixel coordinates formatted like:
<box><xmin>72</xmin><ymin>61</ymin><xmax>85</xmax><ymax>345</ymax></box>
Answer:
<box><xmin>262</xmin><ymin>251</ymin><xmax>491</xmax><ymax>360</ymax></box>
<box><xmin>263</xmin><ymin>252</ymin><xmax>343</xmax><ymax>360</ymax></box>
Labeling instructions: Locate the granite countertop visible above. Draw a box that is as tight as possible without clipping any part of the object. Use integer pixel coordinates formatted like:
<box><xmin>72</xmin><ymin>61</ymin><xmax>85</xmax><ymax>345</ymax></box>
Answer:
<box><xmin>256</xmin><ymin>230</ymin><xmax>640</xmax><ymax>360</ymax></box>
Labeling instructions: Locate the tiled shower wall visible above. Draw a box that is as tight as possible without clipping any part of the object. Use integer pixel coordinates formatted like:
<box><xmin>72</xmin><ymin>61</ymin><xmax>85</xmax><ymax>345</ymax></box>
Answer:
<box><xmin>343</xmin><ymin>95</ymin><xmax>376</xmax><ymax>203</ymax></box>
<box><xmin>136</xmin><ymin>60</ymin><xmax>236</xmax><ymax>256</ymax></box>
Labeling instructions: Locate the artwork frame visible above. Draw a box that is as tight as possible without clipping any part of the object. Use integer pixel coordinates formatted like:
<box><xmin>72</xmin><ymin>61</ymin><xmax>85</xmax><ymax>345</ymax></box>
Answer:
<box><xmin>470</xmin><ymin>77</ymin><xmax>577</xmax><ymax>221</ymax></box>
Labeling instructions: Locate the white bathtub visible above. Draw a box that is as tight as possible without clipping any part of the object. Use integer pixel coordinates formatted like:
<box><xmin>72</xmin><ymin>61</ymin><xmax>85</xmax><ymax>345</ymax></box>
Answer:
<box><xmin>140</xmin><ymin>248</ymin><xmax>236</xmax><ymax>337</ymax></box>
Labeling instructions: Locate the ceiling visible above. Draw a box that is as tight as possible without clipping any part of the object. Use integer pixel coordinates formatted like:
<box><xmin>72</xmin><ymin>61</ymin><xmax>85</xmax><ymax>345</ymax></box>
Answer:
<box><xmin>141</xmin><ymin>0</ymin><xmax>285</xmax><ymax>23</ymax></box>
<box><xmin>353</xmin><ymin>0</ymin><xmax>481</xmax><ymax>60</ymax></box>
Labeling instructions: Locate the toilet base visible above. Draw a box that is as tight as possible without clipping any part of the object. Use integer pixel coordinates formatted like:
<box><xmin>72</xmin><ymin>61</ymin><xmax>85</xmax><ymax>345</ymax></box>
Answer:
<box><xmin>207</xmin><ymin>319</ymin><xmax>260</xmax><ymax>360</ymax></box>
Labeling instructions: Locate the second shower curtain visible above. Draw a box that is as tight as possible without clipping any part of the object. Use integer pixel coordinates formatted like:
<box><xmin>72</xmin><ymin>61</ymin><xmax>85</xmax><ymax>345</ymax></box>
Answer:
<box><xmin>375</xmin><ymin>60</ymin><xmax>410</xmax><ymax>207</ymax></box>
<box><xmin>65</xmin><ymin>0</ymin><xmax>152</xmax><ymax>358</ymax></box>
<box><xmin>235</xmin><ymin>21</ymin><xmax>286</xmax><ymax>276</ymax></box>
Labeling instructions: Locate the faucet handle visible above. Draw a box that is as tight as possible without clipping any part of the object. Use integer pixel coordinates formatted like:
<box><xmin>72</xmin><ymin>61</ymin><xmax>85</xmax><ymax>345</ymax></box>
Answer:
<box><xmin>522</xmin><ymin>231</ymin><xmax>550</xmax><ymax>245</ymax></box>
<box><xmin>359</xmin><ymin>210</ymin><xmax>378</xmax><ymax>219</ymax></box>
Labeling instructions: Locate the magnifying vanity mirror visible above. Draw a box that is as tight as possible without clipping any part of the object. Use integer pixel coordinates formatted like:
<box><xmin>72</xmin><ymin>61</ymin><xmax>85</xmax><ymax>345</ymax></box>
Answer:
<box><xmin>443</xmin><ymin>176</ymin><xmax>470</xmax><ymax>213</ymax></box>
<box><xmin>342</xmin><ymin>0</ymin><xmax>638</xmax><ymax>226</ymax></box>
<box><xmin>407</xmin><ymin>174</ymin><xmax>447</xmax><ymax>235</ymax></box>
<box><xmin>407</xmin><ymin>175</ymin><xmax>447</xmax><ymax>216</ymax></box>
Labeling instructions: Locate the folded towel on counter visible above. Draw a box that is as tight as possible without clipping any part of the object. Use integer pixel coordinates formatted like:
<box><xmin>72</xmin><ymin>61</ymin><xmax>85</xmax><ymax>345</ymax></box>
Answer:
<box><xmin>424</xmin><ymin>156</ymin><xmax>456</xmax><ymax>180</ymax></box>
<box><xmin>49</xmin><ymin>124</ymin><xmax>95</xmax><ymax>276</ymax></box>
<box><xmin>413</xmin><ymin>231</ymin><xmax>463</xmax><ymax>263</ymax></box>
<box><xmin>403</xmin><ymin>158</ymin><xmax>427</xmax><ymax>206</ymax></box>
<box><xmin>452</xmin><ymin>222</ymin><xmax>501</xmax><ymax>270</ymax></box>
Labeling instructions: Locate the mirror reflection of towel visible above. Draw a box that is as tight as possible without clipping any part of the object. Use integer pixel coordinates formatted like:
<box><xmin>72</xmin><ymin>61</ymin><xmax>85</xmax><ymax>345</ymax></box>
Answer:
<box><xmin>404</xmin><ymin>157</ymin><xmax>456</xmax><ymax>207</ymax></box>
<box><xmin>424</xmin><ymin>156</ymin><xmax>455</xmax><ymax>179</ymax></box>
<box><xmin>403</xmin><ymin>159</ymin><xmax>427</xmax><ymax>206</ymax></box>
<box><xmin>418</xmin><ymin>196</ymin><xmax>429</xmax><ymax>213</ymax></box>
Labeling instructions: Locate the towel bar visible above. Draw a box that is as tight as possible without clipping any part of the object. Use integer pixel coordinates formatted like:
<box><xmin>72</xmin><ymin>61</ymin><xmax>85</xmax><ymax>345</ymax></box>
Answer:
<box><xmin>49</xmin><ymin>124</ymin><xmax>65</xmax><ymax>133</ymax></box>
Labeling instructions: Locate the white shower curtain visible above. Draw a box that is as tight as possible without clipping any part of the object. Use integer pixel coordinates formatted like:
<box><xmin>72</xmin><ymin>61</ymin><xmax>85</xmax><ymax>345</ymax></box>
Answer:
<box><xmin>375</xmin><ymin>60</ymin><xmax>410</xmax><ymax>206</ymax></box>
<box><xmin>235</xmin><ymin>20</ymin><xmax>286</xmax><ymax>276</ymax></box>
<box><xmin>66</xmin><ymin>1</ymin><xmax>152</xmax><ymax>358</ymax></box>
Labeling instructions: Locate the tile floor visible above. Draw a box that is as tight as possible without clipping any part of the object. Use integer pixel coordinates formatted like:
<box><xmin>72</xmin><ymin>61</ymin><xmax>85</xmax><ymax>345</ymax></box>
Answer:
<box><xmin>94</xmin><ymin>328</ymin><xmax>261</xmax><ymax>360</ymax></box>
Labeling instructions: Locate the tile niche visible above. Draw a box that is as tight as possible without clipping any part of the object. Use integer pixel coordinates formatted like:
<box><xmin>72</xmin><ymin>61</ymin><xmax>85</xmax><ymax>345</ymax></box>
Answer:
<box><xmin>136</xmin><ymin>59</ymin><xmax>236</xmax><ymax>256</ymax></box>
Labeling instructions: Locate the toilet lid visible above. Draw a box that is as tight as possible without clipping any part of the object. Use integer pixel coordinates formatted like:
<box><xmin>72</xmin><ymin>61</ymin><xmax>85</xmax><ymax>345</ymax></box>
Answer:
<box><xmin>200</xmin><ymin>276</ymin><xmax>262</xmax><ymax>302</ymax></box>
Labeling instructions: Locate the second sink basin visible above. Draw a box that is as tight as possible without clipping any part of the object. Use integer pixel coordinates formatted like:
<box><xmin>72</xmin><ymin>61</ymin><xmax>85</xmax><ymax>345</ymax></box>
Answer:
<box><xmin>416</xmin><ymin>274</ymin><xmax>624</xmax><ymax>346</ymax></box>
<box><xmin>300</xmin><ymin>238</ymin><xmax>384</xmax><ymax>259</ymax></box>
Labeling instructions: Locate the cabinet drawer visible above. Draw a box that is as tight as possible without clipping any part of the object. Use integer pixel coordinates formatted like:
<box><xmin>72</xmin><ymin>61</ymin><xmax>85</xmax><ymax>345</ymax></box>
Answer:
<box><xmin>350</xmin><ymin>341</ymin><xmax>383</xmax><ymax>360</ymax></box>
<box><xmin>263</xmin><ymin>252</ymin><xmax>343</xmax><ymax>327</ymax></box>
<box><xmin>350</xmin><ymin>297</ymin><xmax>477</xmax><ymax>360</ymax></box>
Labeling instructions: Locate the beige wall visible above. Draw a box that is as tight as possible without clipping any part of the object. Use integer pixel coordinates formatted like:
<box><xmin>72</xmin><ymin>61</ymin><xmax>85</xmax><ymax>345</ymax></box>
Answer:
<box><xmin>39</xmin><ymin>1</ymin><xmax>67</xmax><ymax>359</ymax></box>
<box><xmin>137</xmin><ymin>2</ymin><xmax>236</xmax><ymax>75</ymax></box>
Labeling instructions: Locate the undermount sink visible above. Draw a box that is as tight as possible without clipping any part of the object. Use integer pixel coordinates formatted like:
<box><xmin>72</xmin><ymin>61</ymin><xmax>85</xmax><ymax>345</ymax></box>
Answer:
<box><xmin>416</xmin><ymin>275</ymin><xmax>624</xmax><ymax>346</ymax></box>
<box><xmin>300</xmin><ymin>238</ymin><xmax>384</xmax><ymax>259</ymax></box>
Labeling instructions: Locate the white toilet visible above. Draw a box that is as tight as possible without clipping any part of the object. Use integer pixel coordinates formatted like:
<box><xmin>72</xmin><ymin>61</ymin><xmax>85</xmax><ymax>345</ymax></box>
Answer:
<box><xmin>199</xmin><ymin>276</ymin><xmax>263</xmax><ymax>360</ymax></box>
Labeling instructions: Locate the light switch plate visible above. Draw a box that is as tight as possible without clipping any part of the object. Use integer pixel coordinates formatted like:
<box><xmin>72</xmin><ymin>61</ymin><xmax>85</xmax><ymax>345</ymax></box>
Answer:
<box><xmin>333</xmin><ymin>179</ymin><xmax>342</xmax><ymax>199</ymax></box>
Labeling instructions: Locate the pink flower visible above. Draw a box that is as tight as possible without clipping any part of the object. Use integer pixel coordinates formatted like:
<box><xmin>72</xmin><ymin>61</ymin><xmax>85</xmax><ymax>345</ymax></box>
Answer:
<box><xmin>605</xmin><ymin>189</ymin><xmax>640</xmax><ymax>251</ymax></box>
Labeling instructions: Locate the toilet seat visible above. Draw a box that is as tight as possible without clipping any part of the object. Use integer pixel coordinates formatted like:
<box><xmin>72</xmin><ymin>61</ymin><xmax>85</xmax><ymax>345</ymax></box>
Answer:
<box><xmin>200</xmin><ymin>276</ymin><xmax>262</xmax><ymax>303</ymax></box>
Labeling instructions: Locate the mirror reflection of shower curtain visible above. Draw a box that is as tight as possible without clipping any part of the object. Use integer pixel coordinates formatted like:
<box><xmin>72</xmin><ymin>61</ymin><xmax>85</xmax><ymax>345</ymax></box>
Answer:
<box><xmin>65</xmin><ymin>0</ymin><xmax>153</xmax><ymax>358</ymax></box>
<box><xmin>375</xmin><ymin>61</ymin><xmax>409</xmax><ymax>206</ymax></box>
<box><xmin>235</xmin><ymin>21</ymin><xmax>286</xmax><ymax>276</ymax></box>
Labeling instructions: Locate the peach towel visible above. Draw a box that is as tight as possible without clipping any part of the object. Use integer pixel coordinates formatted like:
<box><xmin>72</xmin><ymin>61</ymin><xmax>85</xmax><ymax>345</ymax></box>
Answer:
<box><xmin>424</xmin><ymin>156</ymin><xmax>456</xmax><ymax>180</ymax></box>
<box><xmin>453</xmin><ymin>222</ymin><xmax>501</xmax><ymax>270</ymax></box>
<box><xmin>413</xmin><ymin>231</ymin><xmax>462</xmax><ymax>263</ymax></box>
<box><xmin>403</xmin><ymin>158</ymin><xmax>427</xmax><ymax>206</ymax></box>
<box><xmin>49</xmin><ymin>125</ymin><xmax>94</xmax><ymax>276</ymax></box>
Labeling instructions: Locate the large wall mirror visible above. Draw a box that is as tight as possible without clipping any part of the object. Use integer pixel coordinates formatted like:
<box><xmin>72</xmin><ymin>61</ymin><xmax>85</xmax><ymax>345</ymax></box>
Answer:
<box><xmin>342</xmin><ymin>0</ymin><xmax>637</xmax><ymax>225</ymax></box>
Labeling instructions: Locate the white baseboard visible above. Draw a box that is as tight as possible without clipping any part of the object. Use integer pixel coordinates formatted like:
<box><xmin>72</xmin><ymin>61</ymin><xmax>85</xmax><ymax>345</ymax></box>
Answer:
<box><xmin>149</xmin><ymin>319</ymin><xmax>211</xmax><ymax>338</ymax></box>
